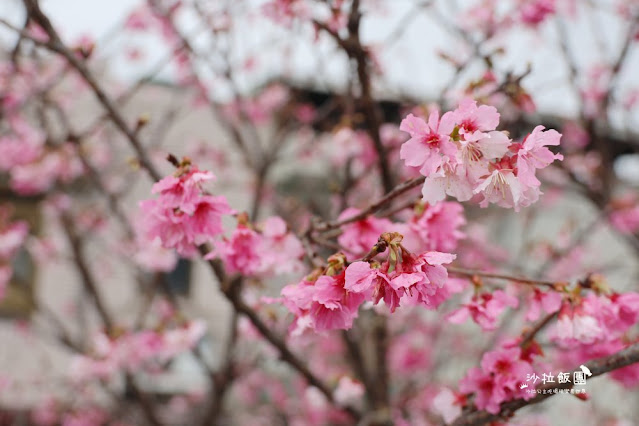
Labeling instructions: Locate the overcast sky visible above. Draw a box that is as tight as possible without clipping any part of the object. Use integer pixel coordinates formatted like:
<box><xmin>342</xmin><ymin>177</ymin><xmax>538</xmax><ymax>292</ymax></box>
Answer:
<box><xmin>1</xmin><ymin>0</ymin><xmax>139</xmax><ymax>39</ymax></box>
<box><xmin>1</xmin><ymin>0</ymin><xmax>638</xmax><ymax>131</ymax></box>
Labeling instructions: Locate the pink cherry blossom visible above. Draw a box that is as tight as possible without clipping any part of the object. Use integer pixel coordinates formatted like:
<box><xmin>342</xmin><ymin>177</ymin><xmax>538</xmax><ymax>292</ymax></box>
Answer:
<box><xmin>451</xmin><ymin>98</ymin><xmax>500</xmax><ymax>136</ymax></box>
<box><xmin>310</xmin><ymin>273</ymin><xmax>366</xmax><ymax>331</ymax></box>
<box><xmin>337</xmin><ymin>208</ymin><xmax>393</xmax><ymax>255</ymax></box>
<box><xmin>281</xmin><ymin>278</ymin><xmax>316</xmax><ymax>318</ymax></box>
<box><xmin>420</xmin><ymin>163</ymin><xmax>475</xmax><ymax>205</ymax></box>
<box><xmin>459</xmin><ymin>346</ymin><xmax>535</xmax><ymax>414</ymax></box>
<box><xmin>124</xmin><ymin>6</ymin><xmax>154</xmax><ymax>31</ymax></box>
<box><xmin>210</xmin><ymin>216</ymin><xmax>304</xmax><ymax>277</ymax></box>
<box><xmin>139</xmin><ymin>165</ymin><xmax>233</xmax><ymax>256</ymax></box>
<box><xmin>389</xmin><ymin>328</ymin><xmax>432</xmax><ymax>377</ymax></box>
<box><xmin>344</xmin><ymin>261</ymin><xmax>380</xmax><ymax>294</ymax></box>
<box><xmin>554</xmin><ymin>302</ymin><xmax>604</xmax><ymax>345</ymax></box>
<box><xmin>525</xmin><ymin>288</ymin><xmax>563</xmax><ymax>322</ymax></box>
<box><xmin>447</xmin><ymin>290</ymin><xmax>519</xmax><ymax>330</ymax></box>
<box><xmin>607</xmin><ymin>292</ymin><xmax>639</xmax><ymax>330</ymax></box>
<box><xmin>70</xmin><ymin>321</ymin><xmax>207</xmax><ymax>382</ymax></box>
<box><xmin>398</xmin><ymin>101</ymin><xmax>562</xmax><ymax>210</ymax></box>
<box><xmin>215</xmin><ymin>225</ymin><xmax>262</xmax><ymax>275</ymax></box>
<box><xmin>518</xmin><ymin>0</ymin><xmax>556</xmax><ymax>26</ymax></box>
<box><xmin>481</xmin><ymin>347</ymin><xmax>534</xmax><ymax>390</ymax></box>
<box><xmin>388</xmin><ymin>251</ymin><xmax>456</xmax><ymax>309</ymax></box>
<box><xmin>0</xmin><ymin>135</ymin><xmax>43</xmax><ymax>171</ymax></box>
<box><xmin>457</xmin><ymin>130</ymin><xmax>511</xmax><ymax>178</ymax></box>
<box><xmin>399</xmin><ymin>111</ymin><xmax>457</xmax><ymax>177</ymax></box>
<box><xmin>459</xmin><ymin>367</ymin><xmax>506</xmax><ymax>414</ymax></box>
<box><xmin>432</xmin><ymin>388</ymin><xmax>465</xmax><ymax>424</ymax></box>
<box><xmin>398</xmin><ymin>201</ymin><xmax>466</xmax><ymax>253</ymax></box>
<box><xmin>516</xmin><ymin>126</ymin><xmax>563</xmax><ymax>188</ymax></box>
<box><xmin>474</xmin><ymin>167</ymin><xmax>522</xmax><ymax>210</ymax></box>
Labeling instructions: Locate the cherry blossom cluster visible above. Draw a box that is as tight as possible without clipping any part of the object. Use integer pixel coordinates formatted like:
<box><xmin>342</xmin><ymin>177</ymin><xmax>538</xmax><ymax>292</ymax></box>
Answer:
<box><xmin>208</xmin><ymin>214</ymin><xmax>305</xmax><ymax>277</ymax></box>
<box><xmin>444</xmin><ymin>280</ymin><xmax>639</xmax><ymax>416</ymax></box>
<box><xmin>70</xmin><ymin>320</ymin><xmax>206</xmax><ymax>382</ymax></box>
<box><xmin>338</xmin><ymin>201</ymin><xmax>465</xmax><ymax>257</ymax></box>
<box><xmin>139</xmin><ymin>158</ymin><xmax>233</xmax><ymax>257</ymax></box>
<box><xmin>551</xmin><ymin>282</ymin><xmax>639</xmax><ymax>388</ymax></box>
<box><xmin>139</xmin><ymin>160</ymin><xmax>307</xmax><ymax>279</ymax></box>
<box><xmin>281</xmin><ymin>232</ymin><xmax>456</xmax><ymax>332</ymax></box>
<box><xmin>0</xmin><ymin>117</ymin><xmax>84</xmax><ymax>195</ymax></box>
<box><xmin>0</xmin><ymin>206</ymin><xmax>29</xmax><ymax>301</ymax></box>
<box><xmin>399</xmin><ymin>99</ymin><xmax>563</xmax><ymax>210</ymax></box>
<box><xmin>456</xmin><ymin>341</ymin><xmax>540</xmax><ymax>415</ymax></box>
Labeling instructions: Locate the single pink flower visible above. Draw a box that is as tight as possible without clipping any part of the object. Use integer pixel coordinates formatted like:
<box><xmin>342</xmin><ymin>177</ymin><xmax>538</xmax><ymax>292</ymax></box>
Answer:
<box><xmin>525</xmin><ymin>288</ymin><xmax>563</xmax><ymax>322</ymax></box>
<box><xmin>516</xmin><ymin>126</ymin><xmax>563</xmax><ymax>188</ymax></box>
<box><xmin>344</xmin><ymin>261</ymin><xmax>380</xmax><ymax>294</ymax></box>
<box><xmin>420</xmin><ymin>163</ymin><xmax>474</xmax><ymax>205</ymax></box>
<box><xmin>474</xmin><ymin>167</ymin><xmax>522</xmax><ymax>209</ymax></box>
<box><xmin>215</xmin><ymin>225</ymin><xmax>262</xmax><ymax>275</ymax></box>
<box><xmin>451</xmin><ymin>98</ymin><xmax>500</xmax><ymax>136</ymax></box>
<box><xmin>310</xmin><ymin>273</ymin><xmax>366</xmax><ymax>331</ymax></box>
<box><xmin>399</xmin><ymin>111</ymin><xmax>457</xmax><ymax>177</ymax></box>
<box><xmin>554</xmin><ymin>302</ymin><xmax>604</xmax><ymax>345</ymax></box>
<box><xmin>447</xmin><ymin>290</ymin><xmax>519</xmax><ymax>330</ymax></box>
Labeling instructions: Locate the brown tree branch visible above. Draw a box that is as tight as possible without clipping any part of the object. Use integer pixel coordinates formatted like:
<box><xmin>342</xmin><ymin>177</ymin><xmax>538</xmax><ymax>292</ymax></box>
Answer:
<box><xmin>314</xmin><ymin>176</ymin><xmax>425</xmax><ymax>233</ymax></box>
<box><xmin>22</xmin><ymin>0</ymin><xmax>162</xmax><ymax>182</ymax></box>
<box><xmin>448</xmin><ymin>267</ymin><xmax>559</xmax><ymax>289</ymax></box>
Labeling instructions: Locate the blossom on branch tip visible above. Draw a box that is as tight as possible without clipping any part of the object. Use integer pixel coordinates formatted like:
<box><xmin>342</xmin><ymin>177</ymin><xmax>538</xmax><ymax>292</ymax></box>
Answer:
<box><xmin>447</xmin><ymin>289</ymin><xmax>519</xmax><ymax>330</ymax></box>
<box><xmin>399</xmin><ymin>99</ymin><xmax>563</xmax><ymax>210</ymax></box>
<box><xmin>212</xmin><ymin>216</ymin><xmax>305</xmax><ymax>277</ymax></box>
<box><xmin>515</xmin><ymin>125</ymin><xmax>563</xmax><ymax>188</ymax></box>
<box><xmin>281</xmin><ymin>233</ymin><xmax>457</xmax><ymax>331</ymax></box>
<box><xmin>139</xmin><ymin>161</ymin><xmax>233</xmax><ymax>257</ymax></box>
<box><xmin>525</xmin><ymin>288</ymin><xmax>563</xmax><ymax>322</ymax></box>
<box><xmin>459</xmin><ymin>346</ymin><xmax>536</xmax><ymax>414</ymax></box>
